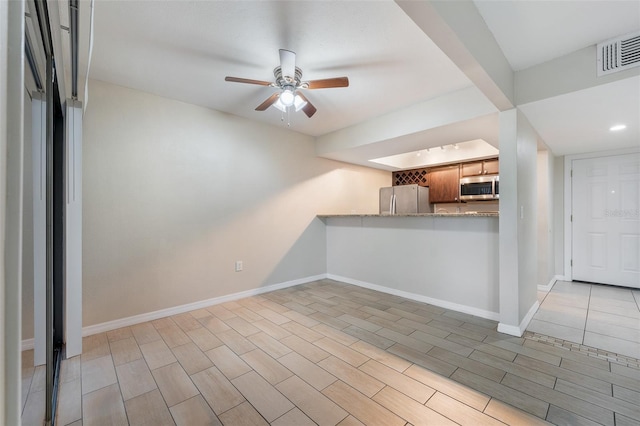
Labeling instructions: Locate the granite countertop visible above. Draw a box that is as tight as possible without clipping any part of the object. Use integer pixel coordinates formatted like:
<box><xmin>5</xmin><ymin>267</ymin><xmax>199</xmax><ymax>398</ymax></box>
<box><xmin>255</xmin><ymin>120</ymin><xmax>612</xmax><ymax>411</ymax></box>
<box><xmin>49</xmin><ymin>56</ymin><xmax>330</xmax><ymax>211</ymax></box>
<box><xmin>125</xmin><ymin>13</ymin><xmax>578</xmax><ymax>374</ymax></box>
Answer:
<box><xmin>318</xmin><ymin>212</ymin><xmax>499</xmax><ymax>218</ymax></box>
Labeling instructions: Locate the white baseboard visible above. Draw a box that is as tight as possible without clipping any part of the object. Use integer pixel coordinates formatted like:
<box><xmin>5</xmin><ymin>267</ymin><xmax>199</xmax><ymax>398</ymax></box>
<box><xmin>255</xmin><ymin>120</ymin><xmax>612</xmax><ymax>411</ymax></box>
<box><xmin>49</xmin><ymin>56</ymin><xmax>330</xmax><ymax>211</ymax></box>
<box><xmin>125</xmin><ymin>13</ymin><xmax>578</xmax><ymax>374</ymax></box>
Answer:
<box><xmin>327</xmin><ymin>274</ymin><xmax>500</xmax><ymax>321</ymax></box>
<box><xmin>497</xmin><ymin>300</ymin><xmax>540</xmax><ymax>337</ymax></box>
<box><xmin>537</xmin><ymin>275</ymin><xmax>563</xmax><ymax>292</ymax></box>
<box><xmin>81</xmin><ymin>274</ymin><xmax>327</xmax><ymax>337</ymax></box>
<box><xmin>21</xmin><ymin>274</ymin><xmax>327</xmax><ymax>350</ymax></box>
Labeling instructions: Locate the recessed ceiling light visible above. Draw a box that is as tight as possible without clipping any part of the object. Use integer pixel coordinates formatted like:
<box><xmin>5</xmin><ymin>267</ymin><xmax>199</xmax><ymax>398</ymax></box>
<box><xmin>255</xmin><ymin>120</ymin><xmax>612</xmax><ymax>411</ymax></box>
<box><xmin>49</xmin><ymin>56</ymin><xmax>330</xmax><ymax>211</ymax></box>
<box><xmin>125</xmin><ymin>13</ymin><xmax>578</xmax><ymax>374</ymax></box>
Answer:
<box><xmin>609</xmin><ymin>124</ymin><xmax>627</xmax><ymax>132</ymax></box>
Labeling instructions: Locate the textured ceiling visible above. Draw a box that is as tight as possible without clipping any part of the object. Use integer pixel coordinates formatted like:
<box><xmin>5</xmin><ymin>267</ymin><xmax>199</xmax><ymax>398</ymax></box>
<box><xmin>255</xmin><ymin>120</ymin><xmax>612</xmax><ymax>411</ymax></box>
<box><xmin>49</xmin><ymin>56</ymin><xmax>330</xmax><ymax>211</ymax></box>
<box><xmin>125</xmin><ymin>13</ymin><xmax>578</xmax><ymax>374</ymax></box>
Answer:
<box><xmin>89</xmin><ymin>0</ymin><xmax>472</xmax><ymax>137</ymax></box>
<box><xmin>81</xmin><ymin>0</ymin><xmax>640</xmax><ymax>163</ymax></box>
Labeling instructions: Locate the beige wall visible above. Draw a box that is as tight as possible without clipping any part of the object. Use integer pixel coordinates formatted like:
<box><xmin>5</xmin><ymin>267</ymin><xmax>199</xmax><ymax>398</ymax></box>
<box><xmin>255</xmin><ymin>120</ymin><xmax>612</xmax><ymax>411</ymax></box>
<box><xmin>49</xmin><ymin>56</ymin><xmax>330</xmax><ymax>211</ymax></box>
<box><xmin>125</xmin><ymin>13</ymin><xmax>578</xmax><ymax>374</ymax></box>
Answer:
<box><xmin>82</xmin><ymin>80</ymin><xmax>390</xmax><ymax>327</ymax></box>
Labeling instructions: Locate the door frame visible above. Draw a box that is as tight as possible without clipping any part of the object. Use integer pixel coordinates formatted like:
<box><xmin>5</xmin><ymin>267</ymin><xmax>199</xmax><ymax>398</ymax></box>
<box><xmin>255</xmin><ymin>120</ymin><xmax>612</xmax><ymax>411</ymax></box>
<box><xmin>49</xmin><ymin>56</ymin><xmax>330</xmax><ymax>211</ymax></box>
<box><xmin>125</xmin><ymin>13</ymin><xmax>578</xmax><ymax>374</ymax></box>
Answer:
<box><xmin>564</xmin><ymin>147</ymin><xmax>640</xmax><ymax>282</ymax></box>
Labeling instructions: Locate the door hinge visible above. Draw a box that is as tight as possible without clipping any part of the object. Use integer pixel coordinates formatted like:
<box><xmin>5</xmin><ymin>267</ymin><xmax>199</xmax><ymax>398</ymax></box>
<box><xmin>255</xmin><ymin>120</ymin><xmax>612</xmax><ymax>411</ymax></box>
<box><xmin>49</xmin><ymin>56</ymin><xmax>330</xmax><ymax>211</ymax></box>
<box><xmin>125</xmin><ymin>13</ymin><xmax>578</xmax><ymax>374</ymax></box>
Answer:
<box><xmin>570</xmin><ymin>259</ymin><xmax>573</xmax><ymax>267</ymax></box>
<box><xmin>570</xmin><ymin>214</ymin><xmax>573</xmax><ymax>222</ymax></box>
<box><xmin>570</xmin><ymin>169</ymin><xmax>573</xmax><ymax>177</ymax></box>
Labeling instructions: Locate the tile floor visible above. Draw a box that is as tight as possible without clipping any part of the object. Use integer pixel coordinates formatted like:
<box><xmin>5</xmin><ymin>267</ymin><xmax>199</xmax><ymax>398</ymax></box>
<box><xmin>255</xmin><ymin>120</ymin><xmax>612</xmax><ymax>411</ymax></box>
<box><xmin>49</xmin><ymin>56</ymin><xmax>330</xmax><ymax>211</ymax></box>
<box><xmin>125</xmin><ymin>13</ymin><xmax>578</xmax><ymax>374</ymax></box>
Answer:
<box><xmin>21</xmin><ymin>279</ymin><xmax>640</xmax><ymax>426</ymax></box>
<box><xmin>529</xmin><ymin>280</ymin><xmax>640</xmax><ymax>359</ymax></box>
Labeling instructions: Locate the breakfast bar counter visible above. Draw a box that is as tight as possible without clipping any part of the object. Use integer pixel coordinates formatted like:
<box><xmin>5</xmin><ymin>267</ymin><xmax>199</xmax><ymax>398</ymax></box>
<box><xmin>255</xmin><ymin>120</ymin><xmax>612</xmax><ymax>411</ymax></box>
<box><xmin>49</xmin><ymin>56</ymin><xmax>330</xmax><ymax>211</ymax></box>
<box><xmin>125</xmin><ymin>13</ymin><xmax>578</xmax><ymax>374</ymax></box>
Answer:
<box><xmin>319</xmin><ymin>213</ymin><xmax>500</xmax><ymax>320</ymax></box>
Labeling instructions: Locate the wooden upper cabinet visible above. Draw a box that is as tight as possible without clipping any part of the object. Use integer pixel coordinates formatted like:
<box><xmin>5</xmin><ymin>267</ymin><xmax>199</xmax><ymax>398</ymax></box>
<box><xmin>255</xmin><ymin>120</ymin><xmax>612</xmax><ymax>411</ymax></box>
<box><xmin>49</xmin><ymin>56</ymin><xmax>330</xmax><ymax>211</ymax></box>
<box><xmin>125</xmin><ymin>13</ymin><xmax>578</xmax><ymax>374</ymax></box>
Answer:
<box><xmin>428</xmin><ymin>165</ymin><xmax>460</xmax><ymax>203</ymax></box>
<box><xmin>460</xmin><ymin>158</ymin><xmax>499</xmax><ymax>177</ymax></box>
<box><xmin>483</xmin><ymin>159</ymin><xmax>499</xmax><ymax>175</ymax></box>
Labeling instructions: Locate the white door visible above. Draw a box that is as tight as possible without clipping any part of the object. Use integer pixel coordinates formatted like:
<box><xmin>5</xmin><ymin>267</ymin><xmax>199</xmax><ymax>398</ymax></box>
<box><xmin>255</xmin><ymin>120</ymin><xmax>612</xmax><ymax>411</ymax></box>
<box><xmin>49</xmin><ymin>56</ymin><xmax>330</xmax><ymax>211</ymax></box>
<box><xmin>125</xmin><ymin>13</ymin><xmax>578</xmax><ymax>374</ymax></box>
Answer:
<box><xmin>572</xmin><ymin>153</ymin><xmax>640</xmax><ymax>288</ymax></box>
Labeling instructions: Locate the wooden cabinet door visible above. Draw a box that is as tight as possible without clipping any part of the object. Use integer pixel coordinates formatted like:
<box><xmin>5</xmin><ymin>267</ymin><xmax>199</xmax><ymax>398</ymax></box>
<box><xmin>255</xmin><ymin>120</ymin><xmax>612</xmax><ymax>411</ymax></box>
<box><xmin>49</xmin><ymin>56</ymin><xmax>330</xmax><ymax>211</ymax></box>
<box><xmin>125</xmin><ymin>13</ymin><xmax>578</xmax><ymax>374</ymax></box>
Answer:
<box><xmin>429</xmin><ymin>165</ymin><xmax>460</xmax><ymax>203</ymax></box>
<box><xmin>461</xmin><ymin>162</ymin><xmax>483</xmax><ymax>177</ymax></box>
<box><xmin>483</xmin><ymin>159</ymin><xmax>499</xmax><ymax>175</ymax></box>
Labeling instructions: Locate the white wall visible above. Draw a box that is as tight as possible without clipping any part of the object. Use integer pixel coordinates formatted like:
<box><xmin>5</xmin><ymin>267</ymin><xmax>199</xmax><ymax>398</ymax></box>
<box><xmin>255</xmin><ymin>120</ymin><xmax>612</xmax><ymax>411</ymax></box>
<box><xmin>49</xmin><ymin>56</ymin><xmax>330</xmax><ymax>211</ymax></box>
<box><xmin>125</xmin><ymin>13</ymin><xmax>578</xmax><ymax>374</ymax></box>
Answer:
<box><xmin>325</xmin><ymin>216</ymin><xmax>500</xmax><ymax>318</ymax></box>
<box><xmin>498</xmin><ymin>109</ymin><xmax>539</xmax><ymax>334</ymax></box>
<box><xmin>82</xmin><ymin>80</ymin><xmax>390</xmax><ymax>327</ymax></box>
<box><xmin>553</xmin><ymin>156</ymin><xmax>565</xmax><ymax>277</ymax></box>
<box><xmin>2</xmin><ymin>0</ymin><xmax>25</xmax><ymax>421</ymax></box>
<box><xmin>22</xmin><ymin>88</ymin><xmax>33</xmax><ymax>340</ymax></box>
<box><xmin>537</xmin><ymin>149</ymin><xmax>555</xmax><ymax>287</ymax></box>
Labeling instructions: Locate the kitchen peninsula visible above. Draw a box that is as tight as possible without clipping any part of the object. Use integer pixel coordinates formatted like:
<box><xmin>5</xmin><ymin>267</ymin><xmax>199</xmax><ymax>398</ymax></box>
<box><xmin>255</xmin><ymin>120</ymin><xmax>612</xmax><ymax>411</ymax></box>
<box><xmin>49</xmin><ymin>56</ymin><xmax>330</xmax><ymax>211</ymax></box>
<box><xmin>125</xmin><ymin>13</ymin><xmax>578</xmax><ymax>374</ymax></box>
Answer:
<box><xmin>319</xmin><ymin>213</ymin><xmax>499</xmax><ymax>321</ymax></box>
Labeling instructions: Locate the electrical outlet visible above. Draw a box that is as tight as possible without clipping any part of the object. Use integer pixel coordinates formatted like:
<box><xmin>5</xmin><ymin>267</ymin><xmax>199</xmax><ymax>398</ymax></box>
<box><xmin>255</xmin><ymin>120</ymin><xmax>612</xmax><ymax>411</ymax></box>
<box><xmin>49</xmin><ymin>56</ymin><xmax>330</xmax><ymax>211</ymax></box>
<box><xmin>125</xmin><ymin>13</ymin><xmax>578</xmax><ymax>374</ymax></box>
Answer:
<box><xmin>235</xmin><ymin>260</ymin><xmax>243</xmax><ymax>272</ymax></box>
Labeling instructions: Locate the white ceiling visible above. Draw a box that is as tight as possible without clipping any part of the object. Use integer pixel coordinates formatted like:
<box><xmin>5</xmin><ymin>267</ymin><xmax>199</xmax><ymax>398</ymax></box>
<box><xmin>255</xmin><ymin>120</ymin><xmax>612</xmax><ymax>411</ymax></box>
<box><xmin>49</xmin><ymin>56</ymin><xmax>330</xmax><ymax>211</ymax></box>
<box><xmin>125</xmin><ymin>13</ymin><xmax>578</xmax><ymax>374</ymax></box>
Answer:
<box><xmin>88</xmin><ymin>0</ymin><xmax>472</xmax><ymax>137</ymax></box>
<box><xmin>474</xmin><ymin>0</ymin><xmax>640</xmax><ymax>71</ymax></box>
<box><xmin>79</xmin><ymin>0</ymin><xmax>640</xmax><ymax>169</ymax></box>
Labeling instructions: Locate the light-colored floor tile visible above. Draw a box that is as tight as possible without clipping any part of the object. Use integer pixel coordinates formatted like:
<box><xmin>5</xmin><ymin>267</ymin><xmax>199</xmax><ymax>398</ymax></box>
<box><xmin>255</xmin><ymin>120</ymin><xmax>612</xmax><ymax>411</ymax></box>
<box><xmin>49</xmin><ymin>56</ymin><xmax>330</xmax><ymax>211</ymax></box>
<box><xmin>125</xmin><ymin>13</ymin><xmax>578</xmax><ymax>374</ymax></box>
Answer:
<box><xmin>109</xmin><ymin>336</ymin><xmax>143</xmax><ymax>366</ymax></box>
<box><xmin>186</xmin><ymin>327</ymin><xmax>223</xmax><ymax>352</ymax></box>
<box><xmin>373</xmin><ymin>386</ymin><xmax>457</xmax><ymax>426</ymax></box>
<box><xmin>586</xmin><ymin>317</ymin><xmax>640</xmax><ymax>343</ymax></box>
<box><xmin>248</xmin><ymin>332</ymin><xmax>292</xmax><ymax>358</ymax></box>
<box><xmin>207</xmin><ymin>304</ymin><xmax>238</xmax><ymax>320</ymax></box>
<box><xmin>252</xmin><ymin>319</ymin><xmax>292</xmax><ymax>340</ymax></box>
<box><xmin>231</xmin><ymin>371</ymin><xmax>294</xmax><ymax>422</ymax></box>
<box><xmin>199</xmin><ymin>316</ymin><xmax>232</xmax><ymax>334</ymax></box>
<box><xmin>271</xmin><ymin>408</ymin><xmax>315</xmax><ymax>426</ymax></box>
<box><xmin>317</xmin><ymin>355</ymin><xmax>385</xmax><ymax>398</ymax></box>
<box><xmin>218</xmin><ymin>401</ymin><xmax>268</xmax><ymax>426</ymax></box>
<box><xmin>215</xmin><ymin>329</ymin><xmax>257</xmax><ymax>355</ymax></box>
<box><xmin>426</xmin><ymin>391</ymin><xmax>505</xmax><ymax>426</ymax></box>
<box><xmin>115</xmin><ymin>358</ymin><xmax>157</xmax><ymax>401</ymax></box>
<box><xmin>322</xmin><ymin>380</ymin><xmax>406</xmax><ymax>426</ymax></box>
<box><xmin>29</xmin><ymin>365</ymin><xmax>45</xmax><ymax>392</ymax></box>
<box><xmin>583</xmin><ymin>331</ymin><xmax>640</xmax><ymax>359</ymax></box>
<box><xmin>404</xmin><ymin>364</ymin><xmax>490</xmax><ymax>412</ymax></box>
<box><xmin>240</xmin><ymin>348</ymin><xmax>293</xmax><ymax>385</ymax></box>
<box><xmin>314</xmin><ymin>337</ymin><xmax>369</xmax><ymax>367</ymax></box>
<box><xmin>256</xmin><ymin>308</ymin><xmax>290</xmax><ymax>325</ymax></box>
<box><xmin>278</xmin><ymin>352</ymin><xmax>337</xmax><ymax>391</ymax></box>
<box><xmin>533</xmin><ymin>305</ymin><xmax>589</xmax><ymax>330</ymax></box>
<box><xmin>349</xmin><ymin>340</ymin><xmax>411</xmax><ymax>372</ymax></box>
<box><xmin>107</xmin><ymin>327</ymin><xmax>134</xmax><ymax>342</ymax></box>
<box><xmin>276</xmin><ymin>375</ymin><xmax>348</xmax><ymax>426</ymax></box>
<box><xmin>172</xmin><ymin>342</ymin><xmax>213</xmax><ymax>375</ymax></box>
<box><xmin>21</xmin><ymin>390</ymin><xmax>45</xmax><ymax>426</ymax></box>
<box><xmin>171</xmin><ymin>312</ymin><xmax>204</xmax><ymax>332</ymax></box>
<box><xmin>170</xmin><ymin>395</ymin><xmax>222</xmax><ymax>426</ymax></box>
<box><xmin>82</xmin><ymin>333</ymin><xmax>111</xmax><ymax>362</ymax></box>
<box><xmin>125</xmin><ymin>389</ymin><xmax>175</xmax><ymax>426</ymax></box>
<box><xmin>588</xmin><ymin>309</ymin><xmax>640</xmax><ymax>329</ymax></box>
<box><xmin>336</xmin><ymin>415</ymin><xmax>366</xmax><ymax>426</ymax></box>
<box><xmin>158</xmin><ymin>323</ymin><xmax>192</xmax><ymax>348</ymax></box>
<box><xmin>140</xmin><ymin>338</ymin><xmax>177</xmax><ymax>370</ymax></box>
<box><xmin>131</xmin><ymin>322</ymin><xmax>162</xmax><ymax>345</ymax></box>
<box><xmin>82</xmin><ymin>383</ymin><xmax>128</xmax><ymax>426</ymax></box>
<box><xmin>359</xmin><ymin>359</ymin><xmax>435</xmax><ymax>403</ymax></box>
<box><xmin>81</xmin><ymin>355</ymin><xmax>117</xmax><ymax>395</ymax></box>
<box><xmin>191</xmin><ymin>366</ymin><xmax>245</xmax><ymax>415</ymax></box>
<box><xmin>527</xmin><ymin>318</ymin><xmax>585</xmax><ymax>344</ymax></box>
<box><xmin>546</xmin><ymin>404</ymin><xmax>603</xmax><ymax>426</ymax></box>
<box><xmin>60</xmin><ymin>355</ymin><xmax>82</xmax><ymax>384</ymax></box>
<box><xmin>312</xmin><ymin>323</ymin><xmax>359</xmax><ymax>346</ymax></box>
<box><xmin>205</xmin><ymin>345</ymin><xmax>252</xmax><ymax>379</ymax></box>
<box><xmin>56</xmin><ymin>378</ymin><xmax>82</xmax><ymax>426</ymax></box>
<box><xmin>224</xmin><ymin>316</ymin><xmax>261</xmax><ymax>337</ymax></box>
<box><xmin>281</xmin><ymin>321</ymin><xmax>324</xmax><ymax>342</ymax></box>
<box><xmin>615</xmin><ymin>412</ymin><xmax>640</xmax><ymax>426</ymax></box>
<box><xmin>152</xmin><ymin>362</ymin><xmax>199</xmax><ymax>407</ymax></box>
<box><xmin>484</xmin><ymin>398</ymin><xmax>552</xmax><ymax>425</ymax></box>
<box><xmin>280</xmin><ymin>334</ymin><xmax>330</xmax><ymax>363</ymax></box>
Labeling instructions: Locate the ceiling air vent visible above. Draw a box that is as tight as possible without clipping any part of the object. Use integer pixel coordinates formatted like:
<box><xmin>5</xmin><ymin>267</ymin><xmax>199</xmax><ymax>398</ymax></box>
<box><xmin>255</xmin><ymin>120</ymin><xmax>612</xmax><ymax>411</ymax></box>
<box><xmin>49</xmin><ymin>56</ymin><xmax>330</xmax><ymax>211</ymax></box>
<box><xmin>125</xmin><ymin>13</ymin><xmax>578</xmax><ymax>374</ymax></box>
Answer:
<box><xmin>597</xmin><ymin>31</ymin><xmax>640</xmax><ymax>76</ymax></box>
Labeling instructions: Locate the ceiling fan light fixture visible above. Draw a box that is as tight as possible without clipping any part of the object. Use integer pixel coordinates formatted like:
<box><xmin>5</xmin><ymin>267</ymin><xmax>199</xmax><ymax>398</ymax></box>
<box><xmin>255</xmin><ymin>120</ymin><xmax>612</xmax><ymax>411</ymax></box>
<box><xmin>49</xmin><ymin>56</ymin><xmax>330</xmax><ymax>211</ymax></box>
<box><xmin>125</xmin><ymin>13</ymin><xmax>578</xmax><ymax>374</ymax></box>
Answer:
<box><xmin>294</xmin><ymin>95</ymin><xmax>307</xmax><ymax>111</ymax></box>
<box><xmin>280</xmin><ymin>87</ymin><xmax>295</xmax><ymax>106</ymax></box>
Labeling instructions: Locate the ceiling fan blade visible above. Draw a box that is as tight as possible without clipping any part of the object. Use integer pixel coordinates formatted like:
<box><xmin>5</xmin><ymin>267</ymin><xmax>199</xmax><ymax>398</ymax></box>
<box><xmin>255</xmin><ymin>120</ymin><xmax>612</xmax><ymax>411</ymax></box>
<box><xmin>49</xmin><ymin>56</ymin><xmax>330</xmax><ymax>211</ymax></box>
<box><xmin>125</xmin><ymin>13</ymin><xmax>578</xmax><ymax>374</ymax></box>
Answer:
<box><xmin>279</xmin><ymin>49</ymin><xmax>296</xmax><ymax>79</ymax></box>
<box><xmin>225</xmin><ymin>76</ymin><xmax>272</xmax><ymax>86</ymax></box>
<box><xmin>255</xmin><ymin>93</ymin><xmax>280</xmax><ymax>111</ymax></box>
<box><xmin>296</xmin><ymin>92</ymin><xmax>317</xmax><ymax>118</ymax></box>
<box><xmin>306</xmin><ymin>77</ymin><xmax>349</xmax><ymax>89</ymax></box>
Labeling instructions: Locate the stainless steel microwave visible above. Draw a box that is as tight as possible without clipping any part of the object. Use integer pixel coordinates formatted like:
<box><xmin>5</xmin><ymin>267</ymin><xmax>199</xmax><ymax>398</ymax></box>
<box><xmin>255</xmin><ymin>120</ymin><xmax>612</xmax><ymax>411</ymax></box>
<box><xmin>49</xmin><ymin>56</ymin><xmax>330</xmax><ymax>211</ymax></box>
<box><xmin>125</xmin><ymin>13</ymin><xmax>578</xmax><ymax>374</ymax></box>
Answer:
<box><xmin>459</xmin><ymin>175</ymin><xmax>499</xmax><ymax>201</ymax></box>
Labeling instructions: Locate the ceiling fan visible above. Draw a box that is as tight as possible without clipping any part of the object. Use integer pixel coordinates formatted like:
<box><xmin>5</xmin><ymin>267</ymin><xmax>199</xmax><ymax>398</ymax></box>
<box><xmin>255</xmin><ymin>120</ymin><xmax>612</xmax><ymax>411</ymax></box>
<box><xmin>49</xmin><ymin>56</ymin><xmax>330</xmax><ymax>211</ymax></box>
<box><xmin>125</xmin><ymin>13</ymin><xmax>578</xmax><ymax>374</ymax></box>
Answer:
<box><xmin>225</xmin><ymin>49</ymin><xmax>349</xmax><ymax>118</ymax></box>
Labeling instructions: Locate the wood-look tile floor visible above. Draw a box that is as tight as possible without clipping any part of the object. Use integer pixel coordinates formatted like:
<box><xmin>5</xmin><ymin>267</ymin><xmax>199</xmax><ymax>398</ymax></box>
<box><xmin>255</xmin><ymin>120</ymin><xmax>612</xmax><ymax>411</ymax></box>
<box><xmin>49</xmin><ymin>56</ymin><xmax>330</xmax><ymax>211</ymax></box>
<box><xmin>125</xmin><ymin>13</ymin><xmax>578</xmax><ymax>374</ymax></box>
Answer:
<box><xmin>21</xmin><ymin>279</ymin><xmax>640</xmax><ymax>425</ymax></box>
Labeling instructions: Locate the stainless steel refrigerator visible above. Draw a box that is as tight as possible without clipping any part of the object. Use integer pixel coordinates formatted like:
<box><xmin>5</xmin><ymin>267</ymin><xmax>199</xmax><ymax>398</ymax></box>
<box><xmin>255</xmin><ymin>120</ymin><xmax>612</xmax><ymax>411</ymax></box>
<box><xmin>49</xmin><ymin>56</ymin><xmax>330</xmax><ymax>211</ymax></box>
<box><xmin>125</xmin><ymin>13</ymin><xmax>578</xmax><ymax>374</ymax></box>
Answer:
<box><xmin>379</xmin><ymin>184</ymin><xmax>432</xmax><ymax>214</ymax></box>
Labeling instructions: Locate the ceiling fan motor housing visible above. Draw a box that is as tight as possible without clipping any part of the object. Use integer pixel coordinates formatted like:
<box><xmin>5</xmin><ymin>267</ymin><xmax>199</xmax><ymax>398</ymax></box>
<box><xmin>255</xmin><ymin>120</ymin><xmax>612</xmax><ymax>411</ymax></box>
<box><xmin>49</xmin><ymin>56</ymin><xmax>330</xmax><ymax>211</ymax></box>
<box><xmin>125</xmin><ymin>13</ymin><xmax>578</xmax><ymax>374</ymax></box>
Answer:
<box><xmin>274</xmin><ymin>66</ymin><xmax>303</xmax><ymax>89</ymax></box>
